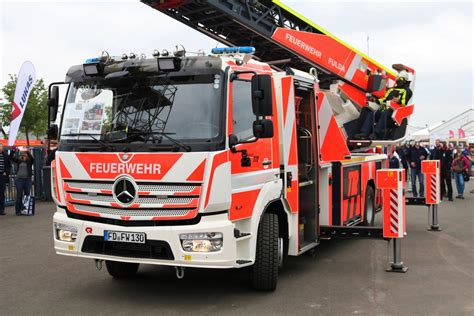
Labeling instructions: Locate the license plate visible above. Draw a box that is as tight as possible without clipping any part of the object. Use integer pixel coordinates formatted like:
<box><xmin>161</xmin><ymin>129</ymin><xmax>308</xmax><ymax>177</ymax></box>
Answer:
<box><xmin>104</xmin><ymin>230</ymin><xmax>146</xmax><ymax>244</ymax></box>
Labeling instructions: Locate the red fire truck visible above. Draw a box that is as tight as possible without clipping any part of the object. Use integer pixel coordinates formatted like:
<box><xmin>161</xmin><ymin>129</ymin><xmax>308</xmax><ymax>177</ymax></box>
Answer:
<box><xmin>50</xmin><ymin>0</ymin><xmax>416</xmax><ymax>290</ymax></box>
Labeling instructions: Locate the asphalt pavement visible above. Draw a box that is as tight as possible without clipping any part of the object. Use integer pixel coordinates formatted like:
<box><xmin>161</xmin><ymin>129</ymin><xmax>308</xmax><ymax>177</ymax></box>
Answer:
<box><xmin>1</xmin><ymin>182</ymin><xmax>473</xmax><ymax>315</ymax></box>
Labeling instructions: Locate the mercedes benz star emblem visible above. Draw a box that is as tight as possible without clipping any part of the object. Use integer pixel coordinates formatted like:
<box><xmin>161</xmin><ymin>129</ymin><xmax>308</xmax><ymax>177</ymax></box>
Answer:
<box><xmin>113</xmin><ymin>177</ymin><xmax>137</xmax><ymax>206</ymax></box>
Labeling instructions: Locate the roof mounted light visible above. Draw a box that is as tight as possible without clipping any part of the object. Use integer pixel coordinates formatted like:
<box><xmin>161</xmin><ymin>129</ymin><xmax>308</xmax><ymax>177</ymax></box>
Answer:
<box><xmin>157</xmin><ymin>57</ymin><xmax>181</xmax><ymax>72</ymax></box>
<box><xmin>85</xmin><ymin>57</ymin><xmax>100</xmax><ymax>64</ymax></box>
<box><xmin>161</xmin><ymin>49</ymin><xmax>170</xmax><ymax>57</ymax></box>
<box><xmin>129</xmin><ymin>52</ymin><xmax>136</xmax><ymax>59</ymax></box>
<box><xmin>152</xmin><ymin>49</ymin><xmax>160</xmax><ymax>57</ymax></box>
<box><xmin>211</xmin><ymin>46</ymin><xmax>255</xmax><ymax>55</ymax></box>
<box><xmin>121</xmin><ymin>53</ymin><xmax>128</xmax><ymax>60</ymax></box>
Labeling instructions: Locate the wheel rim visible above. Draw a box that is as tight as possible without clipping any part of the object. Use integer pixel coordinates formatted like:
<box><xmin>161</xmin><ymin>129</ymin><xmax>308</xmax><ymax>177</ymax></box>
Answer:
<box><xmin>278</xmin><ymin>237</ymin><xmax>284</xmax><ymax>268</ymax></box>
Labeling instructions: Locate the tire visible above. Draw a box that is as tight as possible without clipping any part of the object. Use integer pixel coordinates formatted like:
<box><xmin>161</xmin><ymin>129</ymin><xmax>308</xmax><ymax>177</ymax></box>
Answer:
<box><xmin>105</xmin><ymin>261</ymin><xmax>139</xmax><ymax>278</ymax></box>
<box><xmin>252</xmin><ymin>213</ymin><xmax>279</xmax><ymax>291</ymax></box>
<box><xmin>363</xmin><ymin>186</ymin><xmax>375</xmax><ymax>226</ymax></box>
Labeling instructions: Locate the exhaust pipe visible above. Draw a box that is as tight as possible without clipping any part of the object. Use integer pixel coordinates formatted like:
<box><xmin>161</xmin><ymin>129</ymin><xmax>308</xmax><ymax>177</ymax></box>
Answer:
<box><xmin>175</xmin><ymin>266</ymin><xmax>185</xmax><ymax>279</ymax></box>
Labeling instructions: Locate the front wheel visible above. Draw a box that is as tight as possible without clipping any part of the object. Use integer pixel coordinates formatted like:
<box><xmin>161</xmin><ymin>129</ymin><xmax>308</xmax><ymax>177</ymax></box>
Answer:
<box><xmin>105</xmin><ymin>261</ymin><xmax>139</xmax><ymax>278</ymax></box>
<box><xmin>363</xmin><ymin>186</ymin><xmax>375</xmax><ymax>226</ymax></box>
<box><xmin>252</xmin><ymin>213</ymin><xmax>279</xmax><ymax>291</ymax></box>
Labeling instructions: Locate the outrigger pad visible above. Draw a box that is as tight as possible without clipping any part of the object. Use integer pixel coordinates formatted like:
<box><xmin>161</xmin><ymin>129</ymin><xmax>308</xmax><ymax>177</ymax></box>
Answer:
<box><xmin>386</xmin><ymin>265</ymin><xmax>409</xmax><ymax>273</ymax></box>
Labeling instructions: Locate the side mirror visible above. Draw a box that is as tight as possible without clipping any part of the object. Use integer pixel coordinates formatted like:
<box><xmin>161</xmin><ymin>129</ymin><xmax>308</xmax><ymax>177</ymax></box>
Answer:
<box><xmin>47</xmin><ymin>124</ymin><xmax>59</xmax><ymax>140</ymax></box>
<box><xmin>48</xmin><ymin>86</ymin><xmax>59</xmax><ymax>122</ymax></box>
<box><xmin>367</xmin><ymin>74</ymin><xmax>386</xmax><ymax>93</ymax></box>
<box><xmin>253</xmin><ymin>119</ymin><xmax>273</xmax><ymax>138</ymax></box>
<box><xmin>251</xmin><ymin>74</ymin><xmax>273</xmax><ymax>116</ymax></box>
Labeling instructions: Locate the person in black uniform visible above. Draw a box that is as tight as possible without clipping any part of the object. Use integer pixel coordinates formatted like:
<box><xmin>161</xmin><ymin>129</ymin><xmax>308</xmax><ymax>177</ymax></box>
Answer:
<box><xmin>431</xmin><ymin>140</ymin><xmax>453</xmax><ymax>201</ymax></box>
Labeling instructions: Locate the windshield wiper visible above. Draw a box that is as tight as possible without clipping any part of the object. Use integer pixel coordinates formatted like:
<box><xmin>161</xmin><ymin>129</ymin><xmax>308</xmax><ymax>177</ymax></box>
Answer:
<box><xmin>62</xmin><ymin>133</ymin><xmax>115</xmax><ymax>151</ymax></box>
<box><xmin>129</xmin><ymin>131</ymin><xmax>192</xmax><ymax>152</ymax></box>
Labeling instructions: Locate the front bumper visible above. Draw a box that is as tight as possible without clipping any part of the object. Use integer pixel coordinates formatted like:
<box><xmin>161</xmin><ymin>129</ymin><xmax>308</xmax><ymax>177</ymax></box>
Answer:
<box><xmin>53</xmin><ymin>208</ymin><xmax>241</xmax><ymax>269</ymax></box>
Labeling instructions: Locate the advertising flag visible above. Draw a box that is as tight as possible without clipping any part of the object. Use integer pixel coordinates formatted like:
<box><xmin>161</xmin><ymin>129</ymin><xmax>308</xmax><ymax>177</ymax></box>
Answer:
<box><xmin>8</xmin><ymin>61</ymin><xmax>36</xmax><ymax>146</ymax></box>
<box><xmin>448</xmin><ymin>130</ymin><xmax>455</xmax><ymax>138</ymax></box>
<box><xmin>458</xmin><ymin>128</ymin><xmax>465</xmax><ymax>138</ymax></box>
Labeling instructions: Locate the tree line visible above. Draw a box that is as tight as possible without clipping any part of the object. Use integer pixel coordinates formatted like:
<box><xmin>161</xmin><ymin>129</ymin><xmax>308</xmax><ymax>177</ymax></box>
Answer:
<box><xmin>0</xmin><ymin>75</ymin><xmax>48</xmax><ymax>142</ymax></box>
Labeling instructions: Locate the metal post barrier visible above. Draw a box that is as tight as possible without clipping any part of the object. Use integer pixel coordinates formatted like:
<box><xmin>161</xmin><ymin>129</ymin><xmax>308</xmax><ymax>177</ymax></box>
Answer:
<box><xmin>428</xmin><ymin>204</ymin><xmax>440</xmax><ymax>231</ymax></box>
<box><xmin>33</xmin><ymin>147</ymin><xmax>45</xmax><ymax>199</ymax></box>
<box><xmin>421</xmin><ymin>160</ymin><xmax>441</xmax><ymax>231</ymax></box>
<box><xmin>387</xmin><ymin>238</ymin><xmax>408</xmax><ymax>273</ymax></box>
<box><xmin>5</xmin><ymin>174</ymin><xmax>17</xmax><ymax>206</ymax></box>
<box><xmin>377</xmin><ymin>169</ymin><xmax>408</xmax><ymax>273</ymax></box>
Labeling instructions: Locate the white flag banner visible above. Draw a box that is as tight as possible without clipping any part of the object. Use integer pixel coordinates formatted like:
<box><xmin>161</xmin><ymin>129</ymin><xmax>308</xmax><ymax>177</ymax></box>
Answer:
<box><xmin>8</xmin><ymin>61</ymin><xmax>36</xmax><ymax>146</ymax></box>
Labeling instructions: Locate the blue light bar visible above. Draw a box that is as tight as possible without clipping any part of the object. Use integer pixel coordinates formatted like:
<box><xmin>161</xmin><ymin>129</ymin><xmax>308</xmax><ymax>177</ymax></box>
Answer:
<box><xmin>85</xmin><ymin>57</ymin><xmax>100</xmax><ymax>64</ymax></box>
<box><xmin>211</xmin><ymin>46</ymin><xmax>255</xmax><ymax>55</ymax></box>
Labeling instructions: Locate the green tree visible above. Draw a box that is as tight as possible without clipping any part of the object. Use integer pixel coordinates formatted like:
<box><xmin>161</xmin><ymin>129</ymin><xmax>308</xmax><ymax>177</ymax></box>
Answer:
<box><xmin>0</xmin><ymin>74</ymin><xmax>48</xmax><ymax>142</ymax></box>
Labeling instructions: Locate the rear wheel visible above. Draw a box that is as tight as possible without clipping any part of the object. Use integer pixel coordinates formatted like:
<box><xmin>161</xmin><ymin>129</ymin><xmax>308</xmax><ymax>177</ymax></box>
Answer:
<box><xmin>363</xmin><ymin>186</ymin><xmax>375</xmax><ymax>226</ymax></box>
<box><xmin>252</xmin><ymin>213</ymin><xmax>279</xmax><ymax>291</ymax></box>
<box><xmin>105</xmin><ymin>261</ymin><xmax>139</xmax><ymax>278</ymax></box>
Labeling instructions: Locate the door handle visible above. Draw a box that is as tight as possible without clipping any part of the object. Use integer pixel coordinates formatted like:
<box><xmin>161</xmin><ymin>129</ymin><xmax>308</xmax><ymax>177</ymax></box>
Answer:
<box><xmin>262</xmin><ymin>160</ymin><xmax>272</xmax><ymax>166</ymax></box>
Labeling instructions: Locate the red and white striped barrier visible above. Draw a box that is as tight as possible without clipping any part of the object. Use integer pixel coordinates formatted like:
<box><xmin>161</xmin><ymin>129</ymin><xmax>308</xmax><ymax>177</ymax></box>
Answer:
<box><xmin>422</xmin><ymin>160</ymin><xmax>442</xmax><ymax>231</ymax></box>
<box><xmin>421</xmin><ymin>160</ymin><xmax>440</xmax><ymax>205</ymax></box>
<box><xmin>376</xmin><ymin>169</ymin><xmax>406</xmax><ymax>239</ymax></box>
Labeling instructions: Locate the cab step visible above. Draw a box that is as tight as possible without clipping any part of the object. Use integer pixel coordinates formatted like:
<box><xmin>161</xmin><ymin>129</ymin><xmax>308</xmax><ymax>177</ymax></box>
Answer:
<box><xmin>234</xmin><ymin>229</ymin><xmax>252</xmax><ymax>241</ymax></box>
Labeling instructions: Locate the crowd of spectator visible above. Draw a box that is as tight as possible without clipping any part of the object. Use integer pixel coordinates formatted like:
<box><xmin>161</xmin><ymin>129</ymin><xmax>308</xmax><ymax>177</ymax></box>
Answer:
<box><xmin>391</xmin><ymin>140</ymin><xmax>473</xmax><ymax>200</ymax></box>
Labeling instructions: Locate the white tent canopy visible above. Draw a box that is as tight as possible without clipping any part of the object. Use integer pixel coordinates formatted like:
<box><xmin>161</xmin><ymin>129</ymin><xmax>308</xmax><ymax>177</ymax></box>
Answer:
<box><xmin>407</xmin><ymin>123</ymin><xmax>443</xmax><ymax>141</ymax></box>
<box><xmin>407</xmin><ymin>108</ymin><xmax>473</xmax><ymax>143</ymax></box>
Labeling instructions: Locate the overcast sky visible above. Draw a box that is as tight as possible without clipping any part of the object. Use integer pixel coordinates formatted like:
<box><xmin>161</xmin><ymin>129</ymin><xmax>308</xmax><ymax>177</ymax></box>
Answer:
<box><xmin>1</xmin><ymin>0</ymin><xmax>472</xmax><ymax>127</ymax></box>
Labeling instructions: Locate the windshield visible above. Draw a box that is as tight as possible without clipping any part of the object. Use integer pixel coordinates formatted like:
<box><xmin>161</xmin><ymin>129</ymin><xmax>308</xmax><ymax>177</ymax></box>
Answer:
<box><xmin>60</xmin><ymin>73</ymin><xmax>223</xmax><ymax>150</ymax></box>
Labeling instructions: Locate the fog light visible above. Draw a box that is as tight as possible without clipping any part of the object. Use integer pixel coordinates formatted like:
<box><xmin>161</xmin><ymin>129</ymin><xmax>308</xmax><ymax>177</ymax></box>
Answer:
<box><xmin>55</xmin><ymin>223</ymin><xmax>78</xmax><ymax>242</ymax></box>
<box><xmin>180</xmin><ymin>232</ymin><xmax>223</xmax><ymax>252</ymax></box>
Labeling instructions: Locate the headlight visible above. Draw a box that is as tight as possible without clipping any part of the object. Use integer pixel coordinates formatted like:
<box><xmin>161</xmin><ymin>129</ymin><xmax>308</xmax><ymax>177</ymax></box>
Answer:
<box><xmin>55</xmin><ymin>223</ymin><xmax>78</xmax><ymax>242</ymax></box>
<box><xmin>179</xmin><ymin>232</ymin><xmax>223</xmax><ymax>252</ymax></box>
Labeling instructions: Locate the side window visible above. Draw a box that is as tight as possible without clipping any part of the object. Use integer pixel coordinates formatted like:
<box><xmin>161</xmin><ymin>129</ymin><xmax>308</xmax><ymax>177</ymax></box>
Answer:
<box><xmin>232</xmin><ymin>80</ymin><xmax>254</xmax><ymax>140</ymax></box>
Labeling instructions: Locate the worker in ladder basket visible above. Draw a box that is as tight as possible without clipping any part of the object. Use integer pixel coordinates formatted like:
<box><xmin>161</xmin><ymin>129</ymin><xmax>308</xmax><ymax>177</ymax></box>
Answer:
<box><xmin>355</xmin><ymin>71</ymin><xmax>413</xmax><ymax>140</ymax></box>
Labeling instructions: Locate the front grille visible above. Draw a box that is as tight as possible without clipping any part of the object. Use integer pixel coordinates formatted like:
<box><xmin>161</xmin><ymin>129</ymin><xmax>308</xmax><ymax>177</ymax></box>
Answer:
<box><xmin>137</xmin><ymin>184</ymin><xmax>197</xmax><ymax>193</ymax></box>
<box><xmin>69</xmin><ymin>192</ymin><xmax>195</xmax><ymax>205</ymax></box>
<box><xmin>82</xmin><ymin>236</ymin><xmax>174</xmax><ymax>260</ymax></box>
<box><xmin>74</xmin><ymin>204</ymin><xmax>191</xmax><ymax>218</ymax></box>
<box><xmin>63</xmin><ymin>179</ymin><xmax>202</xmax><ymax>220</ymax></box>
<box><xmin>66</xmin><ymin>180</ymin><xmax>199</xmax><ymax>194</ymax></box>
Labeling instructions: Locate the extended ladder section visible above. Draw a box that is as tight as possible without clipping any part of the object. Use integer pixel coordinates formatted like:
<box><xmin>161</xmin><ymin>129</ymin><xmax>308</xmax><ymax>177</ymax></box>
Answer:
<box><xmin>142</xmin><ymin>0</ymin><xmax>396</xmax><ymax>92</ymax></box>
<box><xmin>142</xmin><ymin>0</ymin><xmax>415</xmax><ymax>146</ymax></box>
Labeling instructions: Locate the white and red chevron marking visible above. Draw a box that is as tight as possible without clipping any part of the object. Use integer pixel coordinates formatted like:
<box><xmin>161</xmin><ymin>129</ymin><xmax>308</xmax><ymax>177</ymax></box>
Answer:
<box><xmin>389</xmin><ymin>189</ymin><xmax>399</xmax><ymax>234</ymax></box>
<box><xmin>430</xmin><ymin>174</ymin><xmax>437</xmax><ymax>201</ymax></box>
